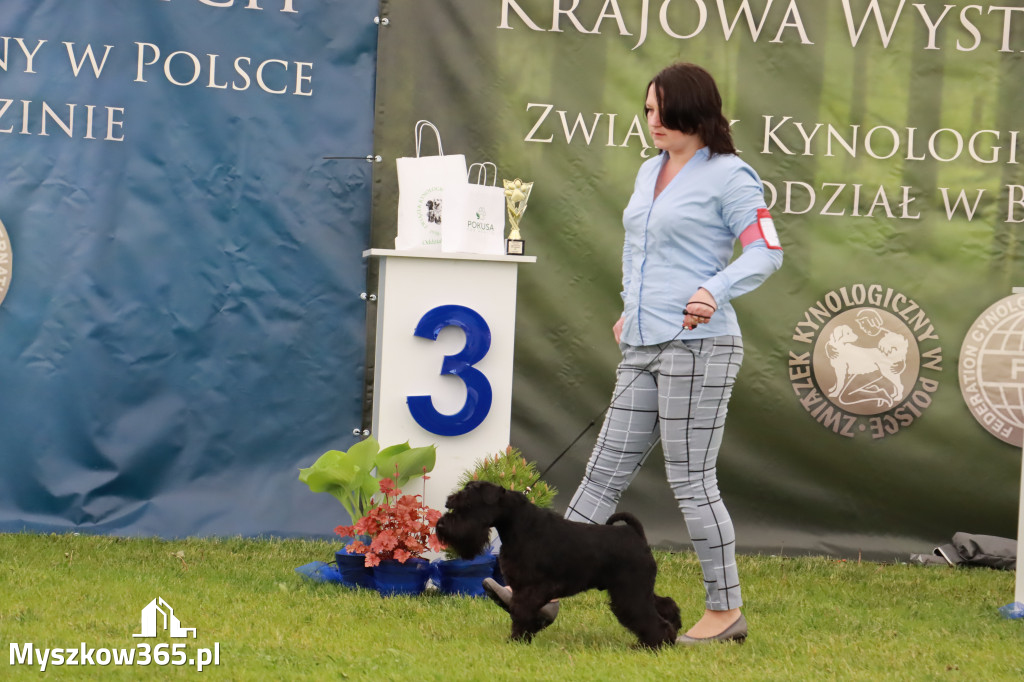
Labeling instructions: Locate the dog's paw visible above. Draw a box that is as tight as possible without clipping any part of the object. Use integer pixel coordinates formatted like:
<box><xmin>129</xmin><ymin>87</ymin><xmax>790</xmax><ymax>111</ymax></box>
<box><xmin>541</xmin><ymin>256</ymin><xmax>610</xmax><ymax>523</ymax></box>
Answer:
<box><xmin>630</xmin><ymin>640</ymin><xmax>670</xmax><ymax>651</ymax></box>
<box><xmin>508</xmin><ymin>632</ymin><xmax>534</xmax><ymax>645</ymax></box>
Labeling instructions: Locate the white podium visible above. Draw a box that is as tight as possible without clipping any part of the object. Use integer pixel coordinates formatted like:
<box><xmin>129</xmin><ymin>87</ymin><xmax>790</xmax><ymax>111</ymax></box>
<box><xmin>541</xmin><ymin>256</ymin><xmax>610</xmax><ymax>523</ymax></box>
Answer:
<box><xmin>363</xmin><ymin>249</ymin><xmax>536</xmax><ymax>512</ymax></box>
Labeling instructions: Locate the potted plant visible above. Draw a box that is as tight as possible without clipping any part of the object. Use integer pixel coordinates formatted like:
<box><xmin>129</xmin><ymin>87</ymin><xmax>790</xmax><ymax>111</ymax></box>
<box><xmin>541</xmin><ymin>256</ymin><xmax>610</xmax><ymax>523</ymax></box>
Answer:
<box><xmin>298</xmin><ymin>436</ymin><xmax>437</xmax><ymax>589</ymax></box>
<box><xmin>335</xmin><ymin>471</ymin><xmax>444</xmax><ymax>596</ymax></box>
<box><xmin>456</xmin><ymin>445</ymin><xmax>557</xmax><ymax>507</ymax></box>
<box><xmin>432</xmin><ymin>446</ymin><xmax>557</xmax><ymax>595</ymax></box>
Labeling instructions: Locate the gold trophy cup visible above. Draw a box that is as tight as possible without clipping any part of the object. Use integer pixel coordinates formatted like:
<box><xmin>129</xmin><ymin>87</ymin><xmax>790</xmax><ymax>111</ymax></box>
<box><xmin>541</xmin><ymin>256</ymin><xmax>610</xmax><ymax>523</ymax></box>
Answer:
<box><xmin>503</xmin><ymin>178</ymin><xmax>532</xmax><ymax>255</ymax></box>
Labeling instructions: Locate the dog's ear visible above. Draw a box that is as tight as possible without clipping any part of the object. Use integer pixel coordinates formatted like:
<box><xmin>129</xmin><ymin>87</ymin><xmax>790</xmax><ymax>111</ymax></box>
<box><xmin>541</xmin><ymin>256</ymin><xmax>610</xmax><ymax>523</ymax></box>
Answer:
<box><xmin>488</xmin><ymin>483</ymin><xmax>529</xmax><ymax>509</ymax></box>
<box><xmin>480</xmin><ymin>482</ymin><xmax>503</xmax><ymax>507</ymax></box>
<box><xmin>447</xmin><ymin>481</ymin><xmax>486</xmax><ymax>511</ymax></box>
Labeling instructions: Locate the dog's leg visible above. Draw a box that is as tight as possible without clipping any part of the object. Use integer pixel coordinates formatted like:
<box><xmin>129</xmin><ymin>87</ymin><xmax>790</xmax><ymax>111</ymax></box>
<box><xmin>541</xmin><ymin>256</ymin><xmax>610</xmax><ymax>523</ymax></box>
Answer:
<box><xmin>654</xmin><ymin>594</ymin><xmax>682</xmax><ymax>632</ymax></box>
<box><xmin>608</xmin><ymin>585</ymin><xmax>677</xmax><ymax>649</ymax></box>
<box><xmin>508</xmin><ymin>588</ymin><xmax>554</xmax><ymax>644</ymax></box>
<box><xmin>827</xmin><ymin>365</ymin><xmax>847</xmax><ymax>397</ymax></box>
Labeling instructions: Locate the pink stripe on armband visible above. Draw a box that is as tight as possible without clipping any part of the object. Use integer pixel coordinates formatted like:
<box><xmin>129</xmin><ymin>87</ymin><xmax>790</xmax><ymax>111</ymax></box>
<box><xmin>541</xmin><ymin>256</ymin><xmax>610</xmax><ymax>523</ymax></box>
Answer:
<box><xmin>738</xmin><ymin>222</ymin><xmax>761</xmax><ymax>247</ymax></box>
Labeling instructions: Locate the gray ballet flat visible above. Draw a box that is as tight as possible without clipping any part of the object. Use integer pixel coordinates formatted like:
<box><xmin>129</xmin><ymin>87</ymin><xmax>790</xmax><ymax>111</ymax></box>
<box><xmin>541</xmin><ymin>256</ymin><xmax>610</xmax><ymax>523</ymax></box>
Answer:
<box><xmin>675</xmin><ymin>614</ymin><xmax>747</xmax><ymax>645</ymax></box>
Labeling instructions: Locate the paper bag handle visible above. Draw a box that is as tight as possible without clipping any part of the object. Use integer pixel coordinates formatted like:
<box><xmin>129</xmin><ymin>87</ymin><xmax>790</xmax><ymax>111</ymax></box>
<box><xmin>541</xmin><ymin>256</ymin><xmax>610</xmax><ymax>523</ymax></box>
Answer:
<box><xmin>468</xmin><ymin>162</ymin><xmax>498</xmax><ymax>186</ymax></box>
<box><xmin>414</xmin><ymin>120</ymin><xmax>444</xmax><ymax>157</ymax></box>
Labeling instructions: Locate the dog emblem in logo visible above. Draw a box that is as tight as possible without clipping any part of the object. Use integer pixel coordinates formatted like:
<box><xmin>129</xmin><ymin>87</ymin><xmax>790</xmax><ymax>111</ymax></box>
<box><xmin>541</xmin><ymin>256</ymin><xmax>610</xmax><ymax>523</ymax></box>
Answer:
<box><xmin>791</xmin><ymin>284</ymin><xmax>941</xmax><ymax>439</ymax></box>
<box><xmin>823</xmin><ymin>310</ymin><xmax>911</xmax><ymax>409</ymax></box>
<box><xmin>0</xmin><ymin>216</ymin><xmax>11</xmax><ymax>308</ymax></box>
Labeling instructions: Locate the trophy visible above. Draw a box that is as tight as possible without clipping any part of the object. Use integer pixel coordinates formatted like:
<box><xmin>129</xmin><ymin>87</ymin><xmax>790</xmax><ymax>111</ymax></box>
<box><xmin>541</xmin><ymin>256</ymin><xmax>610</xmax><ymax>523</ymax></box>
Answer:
<box><xmin>503</xmin><ymin>178</ymin><xmax>533</xmax><ymax>255</ymax></box>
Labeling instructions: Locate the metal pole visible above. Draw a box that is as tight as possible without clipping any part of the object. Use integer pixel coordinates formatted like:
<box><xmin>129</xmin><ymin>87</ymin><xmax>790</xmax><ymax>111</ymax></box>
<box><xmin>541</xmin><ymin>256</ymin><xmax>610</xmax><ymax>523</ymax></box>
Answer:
<box><xmin>1017</xmin><ymin>439</ymin><xmax>1023</xmax><ymax>605</ymax></box>
<box><xmin>1011</xmin><ymin>287</ymin><xmax>1024</xmax><ymax>606</ymax></box>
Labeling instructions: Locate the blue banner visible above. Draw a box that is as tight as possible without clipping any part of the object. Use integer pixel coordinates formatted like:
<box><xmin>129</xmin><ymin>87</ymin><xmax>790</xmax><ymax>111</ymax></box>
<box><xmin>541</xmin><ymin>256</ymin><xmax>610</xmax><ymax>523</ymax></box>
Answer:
<box><xmin>0</xmin><ymin>0</ymin><xmax>378</xmax><ymax>536</ymax></box>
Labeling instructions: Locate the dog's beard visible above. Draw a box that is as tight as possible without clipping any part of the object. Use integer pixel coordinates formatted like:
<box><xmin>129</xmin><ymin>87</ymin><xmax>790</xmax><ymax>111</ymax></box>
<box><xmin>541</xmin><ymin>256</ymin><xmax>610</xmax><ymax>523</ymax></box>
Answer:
<box><xmin>436</xmin><ymin>515</ymin><xmax>492</xmax><ymax>559</ymax></box>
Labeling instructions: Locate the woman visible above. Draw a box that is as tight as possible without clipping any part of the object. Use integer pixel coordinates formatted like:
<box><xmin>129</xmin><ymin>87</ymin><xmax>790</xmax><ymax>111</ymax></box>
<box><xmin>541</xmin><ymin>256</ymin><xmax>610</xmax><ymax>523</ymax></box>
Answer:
<box><xmin>568</xmin><ymin>62</ymin><xmax>782</xmax><ymax>644</ymax></box>
<box><xmin>485</xmin><ymin>63</ymin><xmax>781</xmax><ymax>644</ymax></box>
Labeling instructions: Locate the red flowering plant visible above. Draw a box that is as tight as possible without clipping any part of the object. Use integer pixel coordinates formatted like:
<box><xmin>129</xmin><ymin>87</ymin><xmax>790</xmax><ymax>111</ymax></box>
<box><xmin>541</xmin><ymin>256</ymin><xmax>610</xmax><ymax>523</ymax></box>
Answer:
<box><xmin>334</xmin><ymin>468</ymin><xmax>445</xmax><ymax>568</ymax></box>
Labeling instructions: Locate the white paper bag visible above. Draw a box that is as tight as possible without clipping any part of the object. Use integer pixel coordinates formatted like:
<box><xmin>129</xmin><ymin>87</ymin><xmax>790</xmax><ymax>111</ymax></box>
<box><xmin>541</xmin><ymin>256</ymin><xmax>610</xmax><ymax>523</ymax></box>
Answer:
<box><xmin>442</xmin><ymin>162</ymin><xmax>507</xmax><ymax>255</ymax></box>
<box><xmin>395</xmin><ymin>121</ymin><xmax>468</xmax><ymax>251</ymax></box>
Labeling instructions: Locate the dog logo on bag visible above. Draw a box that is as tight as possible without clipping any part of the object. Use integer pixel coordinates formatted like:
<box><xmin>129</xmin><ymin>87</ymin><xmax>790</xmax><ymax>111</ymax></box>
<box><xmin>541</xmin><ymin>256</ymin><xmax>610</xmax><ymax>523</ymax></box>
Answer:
<box><xmin>418</xmin><ymin>187</ymin><xmax>443</xmax><ymax>227</ymax></box>
<box><xmin>789</xmin><ymin>284</ymin><xmax>942</xmax><ymax>440</ymax></box>
<box><xmin>425</xmin><ymin>199</ymin><xmax>442</xmax><ymax>225</ymax></box>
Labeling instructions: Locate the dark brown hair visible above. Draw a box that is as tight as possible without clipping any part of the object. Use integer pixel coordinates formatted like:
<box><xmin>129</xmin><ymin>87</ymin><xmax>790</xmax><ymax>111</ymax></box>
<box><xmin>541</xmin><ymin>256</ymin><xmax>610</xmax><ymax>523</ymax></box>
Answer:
<box><xmin>647</xmin><ymin>63</ymin><xmax>736</xmax><ymax>157</ymax></box>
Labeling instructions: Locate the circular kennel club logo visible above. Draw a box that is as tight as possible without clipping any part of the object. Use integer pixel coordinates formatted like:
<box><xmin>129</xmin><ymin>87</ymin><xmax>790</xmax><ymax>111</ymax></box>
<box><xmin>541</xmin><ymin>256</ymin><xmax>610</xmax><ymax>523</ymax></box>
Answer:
<box><xmin>789</xmin><ymin>284</ymin><xmax>943</xmax><ymax>439</ymax></box>
<box><xmin>958</xmin><ymin>292</ymin><xmax>1024</xmax><ymax>446</ymax></box>
<box><xmin>0</xmin><ymin>216</ymin><xmax>11</xmax><ymax>307</ymax></box>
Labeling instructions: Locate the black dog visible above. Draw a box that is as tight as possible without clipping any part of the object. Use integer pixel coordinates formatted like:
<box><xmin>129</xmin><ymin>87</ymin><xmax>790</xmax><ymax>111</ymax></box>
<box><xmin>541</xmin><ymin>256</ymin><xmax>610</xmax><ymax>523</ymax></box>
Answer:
<box><xmin>436</xmin><ymin>481</ymin><xmax>680</xmax><ymax>648</ymax></box>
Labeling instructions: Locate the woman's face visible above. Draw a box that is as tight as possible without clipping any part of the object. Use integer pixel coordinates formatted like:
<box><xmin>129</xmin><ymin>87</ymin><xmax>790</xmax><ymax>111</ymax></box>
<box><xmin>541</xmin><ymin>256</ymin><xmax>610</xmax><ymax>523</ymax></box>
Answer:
<box><xmin>645</xmin><ymin>84</ymin><xmax>688</xmax><ymax>154</ymax></box>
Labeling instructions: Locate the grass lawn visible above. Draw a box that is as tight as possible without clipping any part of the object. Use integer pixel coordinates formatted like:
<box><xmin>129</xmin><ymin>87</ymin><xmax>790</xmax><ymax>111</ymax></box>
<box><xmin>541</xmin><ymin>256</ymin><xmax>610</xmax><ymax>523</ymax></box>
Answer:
<box><xmin>0</xmin><ymin>533</ymin><xmax>1020</xmax><ymax>681</ymax></box>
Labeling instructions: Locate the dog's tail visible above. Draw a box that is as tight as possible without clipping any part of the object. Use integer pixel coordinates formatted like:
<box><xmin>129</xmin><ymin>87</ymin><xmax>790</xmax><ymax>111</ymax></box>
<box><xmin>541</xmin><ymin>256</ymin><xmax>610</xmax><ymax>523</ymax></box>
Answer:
<box><xmin>606</xmin><ymin>512</ymin><xmax>646</xmax><ymax>541</ymax></box>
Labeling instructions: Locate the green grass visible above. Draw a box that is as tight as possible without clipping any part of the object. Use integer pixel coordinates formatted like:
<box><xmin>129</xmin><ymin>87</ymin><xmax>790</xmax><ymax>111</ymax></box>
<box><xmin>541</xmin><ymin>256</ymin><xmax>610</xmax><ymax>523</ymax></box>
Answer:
<box><xmin>0</xmin><ymin>533</ymin><xmax>1020</xmax><ymax>681</ymax></box>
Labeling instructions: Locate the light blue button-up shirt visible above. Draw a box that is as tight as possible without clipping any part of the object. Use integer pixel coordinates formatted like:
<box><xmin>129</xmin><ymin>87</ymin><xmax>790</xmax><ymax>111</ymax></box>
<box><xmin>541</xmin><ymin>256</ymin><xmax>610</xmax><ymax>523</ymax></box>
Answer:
<box><xmin>620</xmin><ymin>148</ymin><xmax>783</xmax><ymax>346</ymax></box>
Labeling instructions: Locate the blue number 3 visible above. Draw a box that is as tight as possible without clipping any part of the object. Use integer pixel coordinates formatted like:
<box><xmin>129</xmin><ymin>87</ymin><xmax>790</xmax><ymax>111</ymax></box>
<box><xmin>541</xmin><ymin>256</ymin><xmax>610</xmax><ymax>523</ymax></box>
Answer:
<box><xmin>407</xmin><ymin>305</ymin><xmax>493</xmax><ymax>437</ymax></box>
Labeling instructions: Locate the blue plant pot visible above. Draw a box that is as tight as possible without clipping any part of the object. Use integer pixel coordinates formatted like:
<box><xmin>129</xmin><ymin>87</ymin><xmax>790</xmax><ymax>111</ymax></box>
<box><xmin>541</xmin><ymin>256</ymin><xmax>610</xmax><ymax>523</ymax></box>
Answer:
<box><xmin>373</xmin><ymin>557</ymin><xmax>431</xmax><ymax>596</ymax></box>
<box><xmin>431</xmin><ymin>554</ymin><xmax>498</xmax><ymax>596</ymax></box>
<box><xmin>334</xmin><ymin>548</ymin><xmax>375</xmax><ymax>589</ymax></box>
<box><xmin>334</xmin><ymin>536</ymin><xmax>374</xmax><ymax>589</ymax></box>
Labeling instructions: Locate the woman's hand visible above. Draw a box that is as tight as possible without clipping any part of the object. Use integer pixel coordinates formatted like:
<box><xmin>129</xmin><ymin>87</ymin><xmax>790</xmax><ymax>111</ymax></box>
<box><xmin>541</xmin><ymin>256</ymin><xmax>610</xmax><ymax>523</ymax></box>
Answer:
<box><xmin>683</xmin><ymin>289</ymin><xmax>717</xmax><ymax>330</ymax></box>
<box><xmin>613</xmin><ymin>316</ymin><xmax>624</xmax><ymax>344</ymax></box>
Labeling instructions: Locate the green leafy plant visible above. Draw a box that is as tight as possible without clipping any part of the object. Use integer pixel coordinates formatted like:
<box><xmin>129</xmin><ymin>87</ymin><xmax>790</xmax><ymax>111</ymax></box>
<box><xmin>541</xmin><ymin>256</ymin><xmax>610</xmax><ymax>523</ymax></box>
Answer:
<box><xmin>298</xmin><ymin>436</ymin><xmax>436</xmax><ymax>525</ymax></box>
<box><xmin>335</xmin><ymin>471</ymin><xmax>444</xmax><ymax>567</ymax></box>
<box><xmin>444</xmin><ymin>446</ymin><xmax>557</xmax><ymax>560</ymax></box>
<box><xmin>455</xmin><ymin>445</ymin><xmax>557</xmax><ymax>506</ymax></box>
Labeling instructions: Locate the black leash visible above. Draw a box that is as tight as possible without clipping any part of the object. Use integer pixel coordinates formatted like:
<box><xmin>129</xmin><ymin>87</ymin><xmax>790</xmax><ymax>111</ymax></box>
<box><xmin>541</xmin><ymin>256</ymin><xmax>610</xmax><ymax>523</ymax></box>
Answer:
<box><xmin>525</xmin><ymin>301</ymin><xmax>717</xmax><ymax>490</ymax></box>
<box><xmin>527</xmin><ymin>332</ymin><xmax>678</xmax><ymax>488</ymax></box>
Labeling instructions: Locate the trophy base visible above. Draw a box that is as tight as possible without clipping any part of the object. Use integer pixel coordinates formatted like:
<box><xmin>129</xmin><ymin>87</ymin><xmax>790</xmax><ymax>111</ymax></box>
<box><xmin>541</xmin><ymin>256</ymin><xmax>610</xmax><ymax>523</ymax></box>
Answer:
<box><xmin>506</xmin><ymin>239</ymin><xmax>525</xmax><ymax>256</ymax></box>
